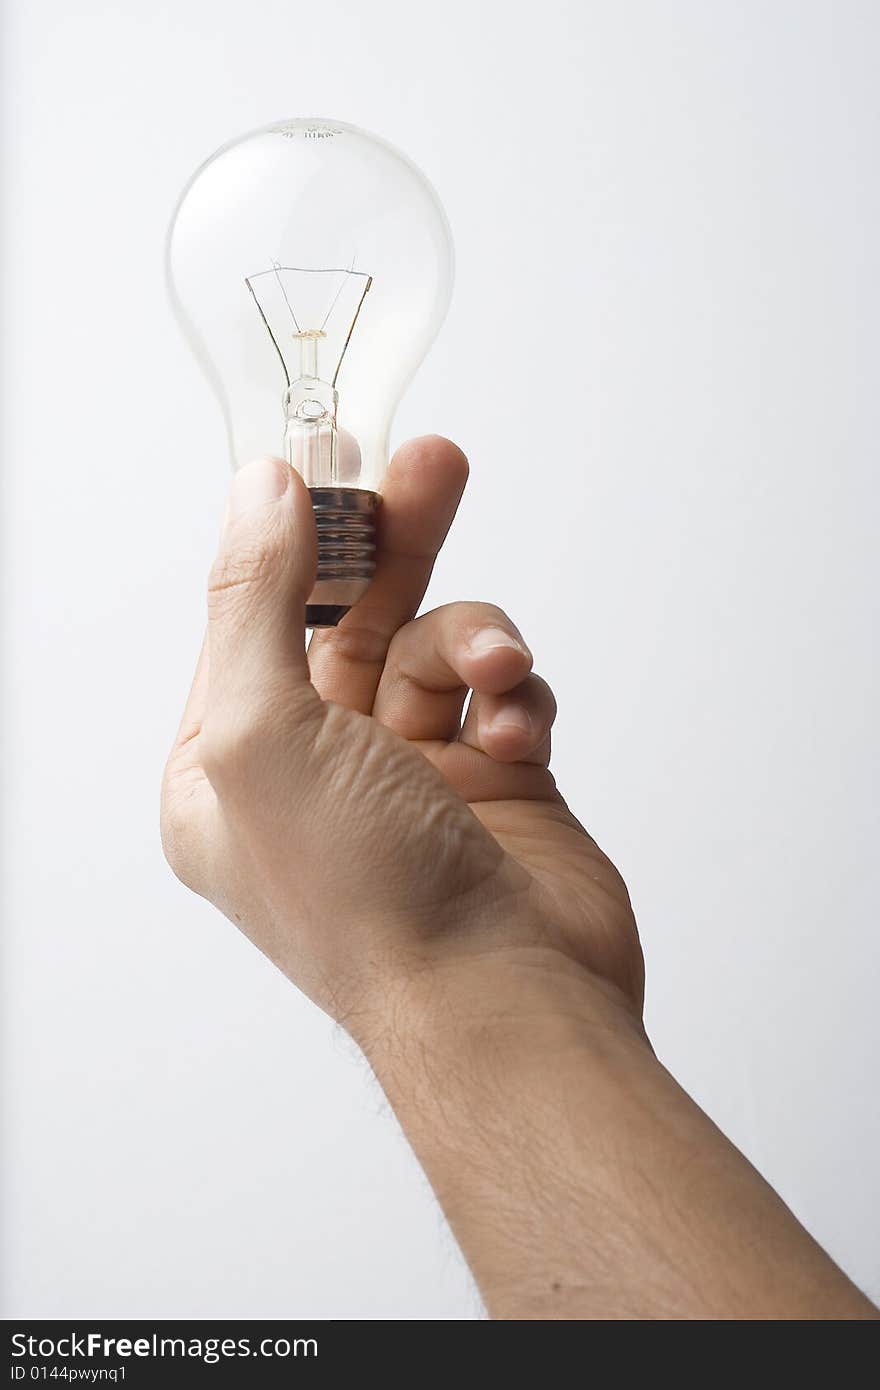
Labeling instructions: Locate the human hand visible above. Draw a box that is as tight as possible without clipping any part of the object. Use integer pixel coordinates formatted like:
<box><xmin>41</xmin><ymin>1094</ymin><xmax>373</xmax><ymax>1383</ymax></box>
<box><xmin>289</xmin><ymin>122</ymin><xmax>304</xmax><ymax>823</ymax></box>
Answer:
<box><xmin>161</xmin><ymin>439</ymin><xmax>878</xmax><ymax>1323</ymax></box>
<box><xmin>161</xmin><ymin>437</ymin><xmax>643</xmax><ymax>1045</ymax></box>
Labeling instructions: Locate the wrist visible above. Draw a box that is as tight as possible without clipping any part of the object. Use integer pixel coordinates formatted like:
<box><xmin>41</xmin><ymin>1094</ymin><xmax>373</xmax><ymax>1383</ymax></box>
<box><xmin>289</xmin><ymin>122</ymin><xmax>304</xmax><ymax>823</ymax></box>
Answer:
<box><xmin>350</xmin><ymin>941</ymin><xmax>656</xmax><ymax>1318</ymax></box>
<box><xmin>353</xmin><ymin>940</ymin><xmax>650</xmax><ymax>1082</ymax></box>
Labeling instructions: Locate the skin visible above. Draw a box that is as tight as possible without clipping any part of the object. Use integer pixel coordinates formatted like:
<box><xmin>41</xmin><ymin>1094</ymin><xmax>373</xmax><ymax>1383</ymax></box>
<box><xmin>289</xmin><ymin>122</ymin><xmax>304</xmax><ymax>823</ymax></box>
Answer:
<box><xmin>162</xmin><ymin>436</ymin><xmax>877</xmax><ymax>1320</ymax></box>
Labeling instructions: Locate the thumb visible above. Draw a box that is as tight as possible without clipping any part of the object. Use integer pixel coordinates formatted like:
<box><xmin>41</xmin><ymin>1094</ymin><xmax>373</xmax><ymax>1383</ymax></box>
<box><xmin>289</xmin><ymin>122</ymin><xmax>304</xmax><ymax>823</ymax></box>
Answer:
<box><xmin>206</xmin><ymin>457</ymin><xmax>316</xmax><ymax>711</ymax></box>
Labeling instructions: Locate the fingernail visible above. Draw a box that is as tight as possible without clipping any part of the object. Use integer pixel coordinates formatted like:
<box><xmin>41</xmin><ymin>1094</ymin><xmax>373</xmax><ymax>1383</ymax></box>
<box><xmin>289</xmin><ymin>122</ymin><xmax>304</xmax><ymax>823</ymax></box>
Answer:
<box><xmin>468</xmin><ymin>626</ymin><xmax>531</xmax><ymax>660</ymax></box>
<box><xmin>488</xmin><ymin>703</ymin><xmax>534</xmax><ymax>738</ymax></box>
<box><xmin>225</xmin><ymin>458</ymin><xmax>289</xmax><ymax>523</ymax></box>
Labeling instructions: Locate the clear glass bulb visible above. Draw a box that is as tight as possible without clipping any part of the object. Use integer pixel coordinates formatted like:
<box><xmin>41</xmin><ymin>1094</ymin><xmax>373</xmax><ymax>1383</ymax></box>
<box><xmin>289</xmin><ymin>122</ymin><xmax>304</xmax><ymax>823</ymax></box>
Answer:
<box><xmin>166</xmin><ymin>117</ymin><xmax>454</xmax><ymax>626</ymax></box>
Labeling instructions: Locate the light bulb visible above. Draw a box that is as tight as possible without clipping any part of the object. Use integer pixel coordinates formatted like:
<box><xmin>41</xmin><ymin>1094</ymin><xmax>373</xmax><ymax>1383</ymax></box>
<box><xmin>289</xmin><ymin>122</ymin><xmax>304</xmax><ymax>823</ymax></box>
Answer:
<box><xmin>167</xmin><ymin>117</ymin><xmax>454</xmax><ymax>626</ymax></box>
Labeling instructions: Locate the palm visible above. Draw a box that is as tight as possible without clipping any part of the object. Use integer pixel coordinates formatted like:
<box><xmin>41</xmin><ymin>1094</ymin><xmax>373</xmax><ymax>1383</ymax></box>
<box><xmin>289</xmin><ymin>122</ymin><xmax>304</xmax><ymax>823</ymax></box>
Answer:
<box><xmin>418</xmin><ymin>737</ymin><xmax>644</xmax><ymax>1008</ymax></box>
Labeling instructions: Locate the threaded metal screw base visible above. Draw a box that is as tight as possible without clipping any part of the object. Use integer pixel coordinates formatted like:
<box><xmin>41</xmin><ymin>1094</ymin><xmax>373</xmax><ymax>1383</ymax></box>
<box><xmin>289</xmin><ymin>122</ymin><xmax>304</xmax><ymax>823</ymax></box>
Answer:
<box><xmin>311</xmin><ymin>487</ymin><xmax>379</xmax><ymax>581</ymax></box>
<box><xmin>306</xmin><ymin>487</ymin><xmax>380</xmax><ymax>628</ymax></box>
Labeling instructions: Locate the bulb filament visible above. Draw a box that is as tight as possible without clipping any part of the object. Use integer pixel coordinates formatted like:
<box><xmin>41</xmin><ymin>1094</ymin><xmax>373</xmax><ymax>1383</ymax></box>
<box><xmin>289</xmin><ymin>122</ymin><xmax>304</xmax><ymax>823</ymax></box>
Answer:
<box><xmin>244</xmin><ymin>264</ymin><xmax>371</xmax><ymax>486</ymax></box>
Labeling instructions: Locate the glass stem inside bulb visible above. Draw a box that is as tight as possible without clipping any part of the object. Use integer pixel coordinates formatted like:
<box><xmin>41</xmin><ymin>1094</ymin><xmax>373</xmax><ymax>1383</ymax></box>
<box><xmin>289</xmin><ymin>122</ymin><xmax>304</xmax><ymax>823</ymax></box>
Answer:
<box><xmin>284</xmin><ymin>330</ymin><xmax>339</xmax><ymax>486</ymax></box>
<box><xmin>298</xmin><ymin>331</ymin><xmax>319</xmax><ymax>379</ymax></box>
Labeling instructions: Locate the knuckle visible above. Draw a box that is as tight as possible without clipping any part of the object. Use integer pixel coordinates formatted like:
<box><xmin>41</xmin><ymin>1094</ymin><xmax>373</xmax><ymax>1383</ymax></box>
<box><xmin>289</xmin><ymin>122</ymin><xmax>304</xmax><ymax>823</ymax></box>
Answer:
<box><xmin>200</xmin><ymin>688</ymin><xmax>322</xmax><ymax>795</ymax></box>
<box><xmin>317</xmin><ymin>617</ymin><xmax>391</xmax><ymax>667</ymax></box>
<box><xmin>529</xmin><ymin>672</ymin><xmax>558</xmax><ymax>722</ymax></box>
<box><xmin>199</xmin><ymin>712</ymin><xmax>265</xmax><ymax>791</ymax></box>
<box><xmin>384</xmin><ymin>615</ymin><xmax>422</xmax><ymax>662</ymax></box>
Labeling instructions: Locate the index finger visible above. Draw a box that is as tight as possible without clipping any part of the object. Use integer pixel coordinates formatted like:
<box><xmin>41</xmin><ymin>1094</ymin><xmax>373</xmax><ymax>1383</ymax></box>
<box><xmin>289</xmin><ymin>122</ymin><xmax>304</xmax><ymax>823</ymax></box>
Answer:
<box><xmin>307</xmin><ymin>435</ymin><xmax>469</xmax><ymax>712</ymax></box>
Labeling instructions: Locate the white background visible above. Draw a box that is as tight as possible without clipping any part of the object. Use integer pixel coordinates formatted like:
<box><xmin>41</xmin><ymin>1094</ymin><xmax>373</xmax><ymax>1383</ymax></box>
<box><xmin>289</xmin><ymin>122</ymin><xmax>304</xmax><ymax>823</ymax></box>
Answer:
<box><xmin>2</xmin><ymin>0</ymin><xmax>878</xmax><ymax>1318</ymax></box>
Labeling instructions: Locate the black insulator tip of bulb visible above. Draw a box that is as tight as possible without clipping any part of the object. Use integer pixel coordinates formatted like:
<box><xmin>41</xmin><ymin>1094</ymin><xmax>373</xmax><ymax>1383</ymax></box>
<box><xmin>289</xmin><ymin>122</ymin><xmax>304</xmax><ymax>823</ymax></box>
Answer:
<box><xmin>306</xmin><ymin>604</ymin><xmax>351</xmax><ymax>628</ymax></box>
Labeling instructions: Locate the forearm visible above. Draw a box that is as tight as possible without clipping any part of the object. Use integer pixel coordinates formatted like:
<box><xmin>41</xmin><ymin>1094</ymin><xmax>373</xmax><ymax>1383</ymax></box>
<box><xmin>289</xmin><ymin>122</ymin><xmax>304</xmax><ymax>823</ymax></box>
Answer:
<box><xmin>363</xmin><ymin>948</ymin><xmax>877</xmax><ymax>1321</ymax></box>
